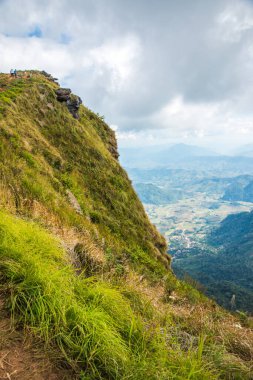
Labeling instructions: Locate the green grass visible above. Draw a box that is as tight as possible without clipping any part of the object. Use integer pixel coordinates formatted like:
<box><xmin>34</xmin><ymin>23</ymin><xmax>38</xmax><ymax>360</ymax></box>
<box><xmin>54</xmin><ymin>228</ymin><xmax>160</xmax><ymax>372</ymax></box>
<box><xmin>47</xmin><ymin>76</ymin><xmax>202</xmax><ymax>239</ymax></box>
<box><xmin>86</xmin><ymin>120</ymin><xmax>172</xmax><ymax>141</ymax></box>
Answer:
<box><xmin>0</xmin><ymin>210</ymin><xmax>219</xmax><ymax>379</ymax></box>
<box><xmin>0</xmin><ymin>71</ymin><xmax>252</xmax><ymax>379</ymax></box>
<box><xmin>0</xmin><ymin>71</ymin><xmax>169</xmax><ymax>283</ymax></box>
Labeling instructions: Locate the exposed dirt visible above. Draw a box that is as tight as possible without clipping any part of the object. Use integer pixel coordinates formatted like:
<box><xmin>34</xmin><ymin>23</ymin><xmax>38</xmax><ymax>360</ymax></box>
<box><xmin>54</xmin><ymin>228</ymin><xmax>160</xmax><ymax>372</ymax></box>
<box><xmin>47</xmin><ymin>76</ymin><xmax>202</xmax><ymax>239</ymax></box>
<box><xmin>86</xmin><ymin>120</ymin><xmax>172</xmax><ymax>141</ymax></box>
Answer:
<box><xmin>0</xmin><ymin>297</ymin><xmax>75</xmax><ymax>380</ymax></box>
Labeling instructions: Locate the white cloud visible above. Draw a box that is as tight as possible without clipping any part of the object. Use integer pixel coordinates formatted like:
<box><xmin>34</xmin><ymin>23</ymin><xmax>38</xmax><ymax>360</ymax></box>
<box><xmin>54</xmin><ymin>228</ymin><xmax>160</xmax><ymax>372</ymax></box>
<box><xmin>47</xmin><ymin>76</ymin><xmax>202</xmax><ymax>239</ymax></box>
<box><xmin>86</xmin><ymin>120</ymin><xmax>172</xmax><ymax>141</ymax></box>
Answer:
<box><xmin>1</xmin><ymin>0</ymin><xmax>253</xmax><ymax>150</ymax></box>
<box><xmin>86</xmin><ymin>35</ymin><xmax>141</xmax><ymax>92</ymax></box>
<box><xmin>0</xmin><ymin>35</ymin><xmax>74</xmax><ymax>77</ymax></box>
<box><xmin>215</xmin><ymin>1</ymin><xmax>253</xmax><ymax>42</ymax></box>
<box><xmin>116</xmin><ymin>131</ymin><xmax>138</xmax><ymax>141</ymax></box>
<box><xmin>147</xmin><ymin>94</ymin><xmax>253</xmax><ymax>145</ymax></box>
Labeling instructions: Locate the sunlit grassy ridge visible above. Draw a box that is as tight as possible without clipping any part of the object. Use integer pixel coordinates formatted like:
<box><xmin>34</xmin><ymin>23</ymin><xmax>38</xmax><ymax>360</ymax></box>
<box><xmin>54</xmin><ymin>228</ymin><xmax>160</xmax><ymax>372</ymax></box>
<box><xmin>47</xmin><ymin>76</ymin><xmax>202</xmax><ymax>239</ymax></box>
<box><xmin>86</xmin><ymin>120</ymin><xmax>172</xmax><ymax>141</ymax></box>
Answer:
<box><xmin>0</xmin><ymin>71</ymin><xmax>169</xmax><ymax>278</ymax></box>
<box><xmin>0</xmin><ymin>71</ymin><xmax>253</xmax><ymax>379</ymax></box>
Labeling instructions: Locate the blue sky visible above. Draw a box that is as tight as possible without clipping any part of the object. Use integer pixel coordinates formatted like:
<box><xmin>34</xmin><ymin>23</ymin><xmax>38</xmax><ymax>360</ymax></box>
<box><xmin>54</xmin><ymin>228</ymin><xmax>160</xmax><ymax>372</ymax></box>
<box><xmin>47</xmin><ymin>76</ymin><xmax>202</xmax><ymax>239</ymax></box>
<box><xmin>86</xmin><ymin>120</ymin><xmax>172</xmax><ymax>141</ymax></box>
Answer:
<box><xmin>1</xmin><ymin>0</ymin><xmax>253</xmax><ymax>152</ymax></box>
<box><xmin>28</xmin><ymin>25</ymin><xmax>42</xmax><ymax>38</ymax></box>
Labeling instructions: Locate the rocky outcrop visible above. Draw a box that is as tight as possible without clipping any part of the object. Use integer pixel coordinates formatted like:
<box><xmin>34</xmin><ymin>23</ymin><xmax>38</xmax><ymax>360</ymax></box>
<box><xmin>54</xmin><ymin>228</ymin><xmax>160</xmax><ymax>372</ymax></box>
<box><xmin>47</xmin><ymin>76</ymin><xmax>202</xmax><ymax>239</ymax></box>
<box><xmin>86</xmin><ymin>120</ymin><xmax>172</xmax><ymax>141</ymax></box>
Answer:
<box><xmin>66</xmin><ymin>96</ymin><xmax>82</xmax><ymax>119</ymax></box>
<box><xmin>66</xmin><ymin>190</ymin><xmax>83</xmax><ymax>215</ymax></box>
<box><xmin>55</xmin><ymin>88</ymin><xmax>71</xmax><ymax>102</ymax></box>
<box><xmin>108</xmin><ymin>130</ymin><xmax>119</xmax><ymax>160</ymax></box>
<box><xmin>41</xmin><ymin>70</ymin><xmax>58</xmax><ymax>84</ymax></box>
<box><xmin>55</xmin><ymin>88</ymin><xmax>82</xmax><ymax>119</ymax></box>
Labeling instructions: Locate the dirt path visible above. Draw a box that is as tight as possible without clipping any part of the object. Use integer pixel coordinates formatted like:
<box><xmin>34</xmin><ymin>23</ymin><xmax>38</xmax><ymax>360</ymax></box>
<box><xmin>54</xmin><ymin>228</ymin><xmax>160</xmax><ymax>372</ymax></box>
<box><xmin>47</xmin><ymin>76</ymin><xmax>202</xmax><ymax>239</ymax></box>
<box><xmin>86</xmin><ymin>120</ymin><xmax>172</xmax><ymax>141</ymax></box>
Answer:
<box><xmin>0</xmin><ymin>297</ymin><xmax>75</xmax><ymax>380</ymax></box>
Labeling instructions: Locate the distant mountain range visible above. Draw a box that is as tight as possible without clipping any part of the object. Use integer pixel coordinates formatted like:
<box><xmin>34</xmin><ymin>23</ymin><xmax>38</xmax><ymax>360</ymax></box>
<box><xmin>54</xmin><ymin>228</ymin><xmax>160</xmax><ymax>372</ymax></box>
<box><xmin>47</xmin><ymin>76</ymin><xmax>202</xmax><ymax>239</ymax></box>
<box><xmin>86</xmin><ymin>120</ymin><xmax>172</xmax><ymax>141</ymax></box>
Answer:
<box><xmin>134</xmin><ymin>183</ymin><xmax>182</xmax><ymax>205</ymax></box>
<box><xmin>161</xmin><ymin>143</ymin><xmax>218</xmax><ymax>159</ymax></box>
<box><xmin>119</xmin><ymin>143</ymin><xmax>218</xmax><ymax>168</ymax></box>
<box><xmin>120</xmin><ymin>143</ymin><xmax>253</xmax><ymax>175</ymax></box>
<box><xmin>233</xmin><ymin>144</ymin><xmax>253</xmax><ymax>157</ymax></box>
<box><xmin>222</xmin><ymin>176</ymin><xmax>253</xmax><ymax>202</ymax></box>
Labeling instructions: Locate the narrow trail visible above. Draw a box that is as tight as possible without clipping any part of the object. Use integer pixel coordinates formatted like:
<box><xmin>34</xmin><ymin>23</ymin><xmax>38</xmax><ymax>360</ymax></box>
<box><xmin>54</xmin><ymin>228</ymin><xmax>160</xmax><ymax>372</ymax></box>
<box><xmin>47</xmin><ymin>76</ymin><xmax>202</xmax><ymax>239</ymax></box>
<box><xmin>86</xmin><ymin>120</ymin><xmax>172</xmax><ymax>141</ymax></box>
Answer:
<box><xmin>0</xmin><ymin>296</ymin><xmax>74</xmax><ymax>380</ymax></box>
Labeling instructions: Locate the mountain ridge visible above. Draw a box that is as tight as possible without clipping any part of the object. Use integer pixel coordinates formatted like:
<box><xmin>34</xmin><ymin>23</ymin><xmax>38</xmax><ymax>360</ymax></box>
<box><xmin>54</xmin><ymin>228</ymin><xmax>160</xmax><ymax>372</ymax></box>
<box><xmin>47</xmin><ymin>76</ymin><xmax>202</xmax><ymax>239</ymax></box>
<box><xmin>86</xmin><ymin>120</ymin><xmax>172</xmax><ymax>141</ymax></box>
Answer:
<box><xmin>0</xmin><ymin>70</ymin><xmax>253</xmax><ymax>379</ymax></box>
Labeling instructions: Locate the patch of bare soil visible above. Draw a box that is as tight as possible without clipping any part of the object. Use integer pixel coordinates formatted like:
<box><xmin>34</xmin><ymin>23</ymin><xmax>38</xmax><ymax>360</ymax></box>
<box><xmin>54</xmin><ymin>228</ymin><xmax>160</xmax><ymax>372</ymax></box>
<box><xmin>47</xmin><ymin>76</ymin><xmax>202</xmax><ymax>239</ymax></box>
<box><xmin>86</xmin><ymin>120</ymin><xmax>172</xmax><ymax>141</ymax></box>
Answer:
<box><xmin>0</xmin><ymin>297</ymin><xmax>75</xmax><ymax>380</ymax></box>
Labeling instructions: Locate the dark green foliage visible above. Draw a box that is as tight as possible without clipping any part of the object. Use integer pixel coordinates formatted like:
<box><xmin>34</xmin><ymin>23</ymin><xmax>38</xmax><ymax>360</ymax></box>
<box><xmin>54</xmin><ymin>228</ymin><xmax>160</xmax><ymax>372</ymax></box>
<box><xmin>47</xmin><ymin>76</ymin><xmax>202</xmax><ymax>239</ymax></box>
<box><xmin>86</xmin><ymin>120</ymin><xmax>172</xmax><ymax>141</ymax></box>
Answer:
<box><xmin>173</xmin><ymin>210</ymin><xmax>253</xmax><ymax>312</ymax></box>
<box><xmin>222</xmin><ymin>178</ymin><xmax>253</xmax><ymax>202</ymax></box>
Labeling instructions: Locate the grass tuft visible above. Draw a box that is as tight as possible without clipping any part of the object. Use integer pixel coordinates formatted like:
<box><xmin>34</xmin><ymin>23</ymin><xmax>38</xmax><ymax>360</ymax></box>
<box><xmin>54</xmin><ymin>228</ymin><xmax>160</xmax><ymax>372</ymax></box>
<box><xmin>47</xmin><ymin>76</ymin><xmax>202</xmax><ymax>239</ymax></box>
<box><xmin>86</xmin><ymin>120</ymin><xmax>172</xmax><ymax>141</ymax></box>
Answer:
<box><xmin>0</xmin><ymin>211</ymin><xmax>219</xmax><ymax>379</ymax></box>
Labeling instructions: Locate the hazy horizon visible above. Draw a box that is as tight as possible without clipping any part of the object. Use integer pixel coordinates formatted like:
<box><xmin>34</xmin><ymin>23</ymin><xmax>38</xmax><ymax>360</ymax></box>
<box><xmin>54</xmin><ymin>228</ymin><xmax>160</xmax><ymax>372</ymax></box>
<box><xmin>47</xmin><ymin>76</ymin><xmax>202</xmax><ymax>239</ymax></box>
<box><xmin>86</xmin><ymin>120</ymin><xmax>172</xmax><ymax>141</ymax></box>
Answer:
<box><xmin>118</xmin><ymin>140</ymin><xmax>253</xmax><ymax>157</ymax></box>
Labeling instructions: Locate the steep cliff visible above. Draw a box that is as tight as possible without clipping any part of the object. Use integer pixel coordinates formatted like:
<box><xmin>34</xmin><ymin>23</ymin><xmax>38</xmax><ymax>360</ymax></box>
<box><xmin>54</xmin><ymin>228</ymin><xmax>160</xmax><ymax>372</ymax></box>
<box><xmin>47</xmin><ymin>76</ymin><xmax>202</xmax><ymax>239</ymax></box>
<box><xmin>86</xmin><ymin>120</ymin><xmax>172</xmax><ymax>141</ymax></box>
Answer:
<box><xmin>0</xmin><ymin>71</ymin><xmax>252</xmax><ymax>379</ymax></box>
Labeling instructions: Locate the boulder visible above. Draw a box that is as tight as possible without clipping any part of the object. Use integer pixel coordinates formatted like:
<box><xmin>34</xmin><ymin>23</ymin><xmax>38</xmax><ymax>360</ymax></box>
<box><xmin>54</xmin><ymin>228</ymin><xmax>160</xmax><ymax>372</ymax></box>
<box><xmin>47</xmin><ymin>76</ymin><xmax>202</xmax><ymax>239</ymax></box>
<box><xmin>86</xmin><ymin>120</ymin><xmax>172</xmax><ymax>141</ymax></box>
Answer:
<box><xmin>66</xmin><ymin>95</ymin><xmax>82</xmax><ymax>119</ymax></box>
<box><xmin>41</xmin><ymin>70</ymin><xmax>58</xmax><ymax>84</ymax></box>
<box><xmin>55</xmin><ymin>88</ymin><xmax>71</xmax><ymax>102</ymax></box>
<box><xmin>54</xmin><ymin>88</ymin><xmax>82</xmax><ymax>119</ymax></box>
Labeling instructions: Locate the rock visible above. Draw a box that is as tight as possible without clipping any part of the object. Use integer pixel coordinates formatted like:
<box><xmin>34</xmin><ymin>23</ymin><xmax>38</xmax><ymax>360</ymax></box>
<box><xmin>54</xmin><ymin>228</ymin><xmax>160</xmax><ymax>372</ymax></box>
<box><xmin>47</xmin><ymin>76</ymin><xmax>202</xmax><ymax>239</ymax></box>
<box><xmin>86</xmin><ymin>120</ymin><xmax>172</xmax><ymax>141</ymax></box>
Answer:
<box><xmin>66</xmin><ymin>95</ymin><xmax>82</xmax><ymax>119</ymax></box>
<box><xmin>66</xmin><ymin>189</ymin><xmax>83</xmax><ymax>215</ymax></box>
<box><xmin>47</xmin><ymin>103</ymin><xmax>54</xmax><ymax>110</ymax></box>
<box><xmin>41</xmin><ymin>70</ymin><xmax>58</xmax><ymax>84</ymax></box>
<box><xmin>108</xmin><ymin>145</ymin><xmax>119</xmax><ymax>160</ymax></box>
<box><xmin>107</xmin><ymin>130</ymin><xmax>120</xmax><ymax>160</ymax></box>
<box><xmin>54</xmin><ymin>88</ymin><xmax>82</xmax><ymax>119</ymax></box>
<box><xmin>55</xmin><ymin>88</ymin><xmax>71</xmax><ymax>102</ymax></box>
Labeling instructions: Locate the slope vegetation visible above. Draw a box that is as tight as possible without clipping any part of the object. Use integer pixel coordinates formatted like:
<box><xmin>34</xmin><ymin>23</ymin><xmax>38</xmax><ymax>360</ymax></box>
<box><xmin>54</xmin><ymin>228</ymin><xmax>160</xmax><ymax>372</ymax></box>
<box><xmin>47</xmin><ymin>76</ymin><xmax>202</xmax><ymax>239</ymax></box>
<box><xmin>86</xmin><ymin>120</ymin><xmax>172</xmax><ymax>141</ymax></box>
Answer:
<box><xmin>0</xmin><ymin>71</ymin><xmax>253</xmax><ymax>379</ymax></box>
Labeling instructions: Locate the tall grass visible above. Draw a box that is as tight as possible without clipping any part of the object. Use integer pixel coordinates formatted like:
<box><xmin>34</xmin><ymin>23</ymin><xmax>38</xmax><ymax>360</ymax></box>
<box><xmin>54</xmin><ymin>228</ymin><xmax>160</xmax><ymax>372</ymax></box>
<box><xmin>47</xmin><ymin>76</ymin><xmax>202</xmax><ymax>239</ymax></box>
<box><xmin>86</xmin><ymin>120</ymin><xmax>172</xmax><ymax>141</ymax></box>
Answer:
<box><xmin>0</xmin><ymin>211</ymin><xmax>217</xmax><ymax>379</ymax></box>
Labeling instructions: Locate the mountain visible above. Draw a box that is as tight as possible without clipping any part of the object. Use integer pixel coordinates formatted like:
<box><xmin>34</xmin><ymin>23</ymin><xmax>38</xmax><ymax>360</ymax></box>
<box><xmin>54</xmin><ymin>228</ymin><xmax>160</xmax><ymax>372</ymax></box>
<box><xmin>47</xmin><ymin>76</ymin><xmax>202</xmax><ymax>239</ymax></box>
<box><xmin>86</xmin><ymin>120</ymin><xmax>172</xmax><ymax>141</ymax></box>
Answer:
<box><xmin>120</xmin><ymin>144</ymin><xmax>253</xmax><ymax>177</ymax></box>
<box><xmin>119</xmin><ymin>143</ymin><xmax>218</xmax><ymax>168</ymax></box>
<box><xmin>222</xmin><ymin>176</ymin><xmax>253</xmax><ymax>202</ymax></box>
<box><xmin>244</xmin><ymin>181</ymin><xmax>253</xmax><ymax>202</ymax></box>
<box><xmin>162</xmin><ymin>143</ymin><xmax>218</xmax><ymax>159</ymax></box>
<box><xmin>173</xmin><ymin>209</ymin><xmax>253</xmax><ymax>313</ymax></box>
<box><xmin>234</xmin><ymin>144</ymin><xmax>253</xmax><ymax>157</ymax></box>
<box><xmin>0</xmin><ymin>71</ymin><xmax>252</xmax><ymax>379</ymax></box>
<box><xmin>134</xmin><ymin>183</ymin><xmax>182</xmax><ymax>205</ymax></box>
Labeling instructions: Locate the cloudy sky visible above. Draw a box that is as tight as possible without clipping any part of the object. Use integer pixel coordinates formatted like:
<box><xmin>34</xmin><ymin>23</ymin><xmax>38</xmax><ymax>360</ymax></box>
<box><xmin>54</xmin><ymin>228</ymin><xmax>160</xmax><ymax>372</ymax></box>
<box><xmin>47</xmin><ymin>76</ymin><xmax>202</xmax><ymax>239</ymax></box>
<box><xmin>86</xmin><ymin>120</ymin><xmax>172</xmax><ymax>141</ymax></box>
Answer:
<box><xmin>1</xmin><ymin>0</ymin><xmax>253</xmax><ymax>152</ymax></box>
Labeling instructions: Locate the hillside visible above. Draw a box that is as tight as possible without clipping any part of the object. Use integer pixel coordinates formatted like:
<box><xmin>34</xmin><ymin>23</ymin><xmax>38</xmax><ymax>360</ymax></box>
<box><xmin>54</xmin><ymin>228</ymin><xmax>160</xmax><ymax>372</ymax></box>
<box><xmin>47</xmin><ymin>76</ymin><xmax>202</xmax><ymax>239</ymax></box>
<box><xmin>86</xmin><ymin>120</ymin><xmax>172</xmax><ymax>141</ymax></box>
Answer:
<box><xmin>134</xmin><ymin>183</ymin><xmax>182</xmax><ymax>205</ymax></box>
<box><xmin>164</xmin><ymin>143</ymin><xmax>218</xmax><ymax>158</ymax></box>
<box><xmin>0</xmin><ymin>71</ymin><xmax>253</xmax><ymax>379</ymax></box>
<box><xmin>120</xmin><ymin>144</ymin><xmax>253</xmax><ymax>174</ymax></box>
<box><xmin>222</xmin><ymin>178</ymin><xmax>253</xmax><ymax>202</ymax></box>
<box><xmin>173</xmin><ymin>210</ymin><xmax>253</xmax><ymax>313</ymax></box>
<box><xmin>234</xmin><ymin>144</ymin><xmax>253</xmax><ymax>157</ymax></box>
<box><xmin>120</xmin><ymin>143</ymin><xmax>218</xmax><ymax>168</ymax></box>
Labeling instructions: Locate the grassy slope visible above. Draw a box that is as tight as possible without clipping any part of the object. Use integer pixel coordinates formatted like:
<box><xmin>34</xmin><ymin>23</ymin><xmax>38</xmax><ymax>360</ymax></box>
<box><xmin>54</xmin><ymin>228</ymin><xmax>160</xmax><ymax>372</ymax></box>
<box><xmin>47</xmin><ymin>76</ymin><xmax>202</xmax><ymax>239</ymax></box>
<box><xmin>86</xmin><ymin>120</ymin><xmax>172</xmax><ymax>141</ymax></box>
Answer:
<box><xmin>0</xmin><ymin>72</ymin><xmax>169</xmax><ymax>277</ymax></box>
<box><xmin>0</xmin><ymin>72</ymin><xmax>253</xmax><ymax>379</ymax></box>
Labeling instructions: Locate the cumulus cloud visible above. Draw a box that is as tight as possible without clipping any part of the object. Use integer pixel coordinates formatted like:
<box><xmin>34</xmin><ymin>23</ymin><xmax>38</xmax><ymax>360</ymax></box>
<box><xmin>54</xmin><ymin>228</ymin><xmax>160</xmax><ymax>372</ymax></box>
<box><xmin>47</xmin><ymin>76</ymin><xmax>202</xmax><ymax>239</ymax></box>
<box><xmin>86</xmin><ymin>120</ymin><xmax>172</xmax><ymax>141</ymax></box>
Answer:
<box><xmin>85</xmin><ymin>35</ymin><xmax>141</xmax><ymax>92</ymax></box>
<box><xmin>0</xmin><ymin>35</ymin><xmax>74</xmax><ymax>77</ymax></box>
<box><xmin>1</xmin><ymin>0</ymin><xmax>253</xmax><ymax>150</ymax></box>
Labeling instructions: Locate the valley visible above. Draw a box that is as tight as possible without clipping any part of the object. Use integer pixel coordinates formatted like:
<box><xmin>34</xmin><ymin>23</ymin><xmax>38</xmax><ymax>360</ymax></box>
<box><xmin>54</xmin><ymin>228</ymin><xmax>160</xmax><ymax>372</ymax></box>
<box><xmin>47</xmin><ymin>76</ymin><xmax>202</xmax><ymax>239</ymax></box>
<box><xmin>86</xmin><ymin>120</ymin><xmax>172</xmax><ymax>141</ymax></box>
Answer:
<box><xmin>145</xmin><ymin>194</ymin><xmax>253</xmax><ymax>250</ymax></box>
<box><xmin>125</xmin><ymin>155</ymin><xmax>253</xmax><ymax>313</ymax></box>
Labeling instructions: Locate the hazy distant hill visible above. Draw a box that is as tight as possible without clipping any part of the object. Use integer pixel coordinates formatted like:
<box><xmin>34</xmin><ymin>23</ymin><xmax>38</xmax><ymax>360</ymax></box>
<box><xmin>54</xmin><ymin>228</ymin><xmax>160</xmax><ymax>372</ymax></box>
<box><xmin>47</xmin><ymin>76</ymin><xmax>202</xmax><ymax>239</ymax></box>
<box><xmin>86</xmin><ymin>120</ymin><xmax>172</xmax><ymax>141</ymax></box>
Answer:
<box><xmin>134</xmin><ymin>183</ymin><xmax>182</xmax><ymax>205</ymax></box>
<box><xmin>120</xmin><ymin>144</ymin><xmax>253</xmax><ymax>176</ymax></box>
<box><xmin>234</xmin><ymin>144</ymin><xmax>253</xmax><ymax>157</ymax></box>
<box><xmin>222</xmin><ymin>177</ymin><xmax>253</xmax><ymax>202</ymax></box>
<box><xmin>163</xmin><ymin>143</ymin><xmax>218</xmax><ymax>159</ymax></box>
<box><xmin>120</xmin><ymin>143</ymin><xmax>218</xmax><ymax>168</ymax></box>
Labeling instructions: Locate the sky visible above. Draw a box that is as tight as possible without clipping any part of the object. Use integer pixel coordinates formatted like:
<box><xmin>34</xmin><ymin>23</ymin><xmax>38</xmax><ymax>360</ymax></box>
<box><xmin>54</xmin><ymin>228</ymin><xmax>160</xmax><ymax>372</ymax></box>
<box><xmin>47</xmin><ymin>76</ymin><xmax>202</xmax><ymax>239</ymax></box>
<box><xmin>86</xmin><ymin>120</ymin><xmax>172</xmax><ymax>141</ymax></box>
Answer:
<box><xmin>1</xmin><ymin>0</ymin><xmax>253</xmax><ymax>153</ymax></box>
